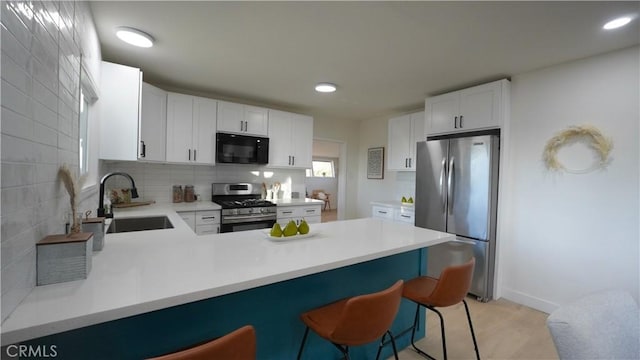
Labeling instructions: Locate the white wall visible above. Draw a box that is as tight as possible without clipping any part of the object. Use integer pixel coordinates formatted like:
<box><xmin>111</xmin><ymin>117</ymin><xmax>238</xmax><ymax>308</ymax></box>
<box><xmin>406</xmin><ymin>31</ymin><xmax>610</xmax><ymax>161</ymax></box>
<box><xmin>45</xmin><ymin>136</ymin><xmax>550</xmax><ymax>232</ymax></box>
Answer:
<box><xmin>313</xmin><ymin>116</ymin><xmax>361</xmax><ymax>219</ymax></box>
<box><xmin>500</xmin><ymin>46</ymin><xmax>640</xmax><ymax>312</ymax></box>
<box><xmin>1</xmin><ymin>1</ymin><xmax>102</xmax><ymax>321</ymax></box>
<box><xmin>355</xmin><ymin>114</ymin><xmax>421</xmax><ymax>218</ymax></box>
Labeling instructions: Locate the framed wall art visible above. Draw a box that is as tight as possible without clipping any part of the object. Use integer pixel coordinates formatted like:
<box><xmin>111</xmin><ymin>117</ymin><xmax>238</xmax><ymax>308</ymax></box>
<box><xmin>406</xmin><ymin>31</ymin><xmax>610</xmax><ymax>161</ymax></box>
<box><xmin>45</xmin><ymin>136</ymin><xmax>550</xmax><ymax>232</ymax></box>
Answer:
<box><xmin>367</xmin><ymin>147</ymin><xmax>384</xmax><ymax>179</ymax></box>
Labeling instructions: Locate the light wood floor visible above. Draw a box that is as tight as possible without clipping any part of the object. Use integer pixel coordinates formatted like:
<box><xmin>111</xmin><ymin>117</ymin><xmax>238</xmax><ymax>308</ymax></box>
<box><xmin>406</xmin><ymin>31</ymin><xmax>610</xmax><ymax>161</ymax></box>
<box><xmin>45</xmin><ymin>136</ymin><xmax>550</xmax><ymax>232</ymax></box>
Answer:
<box><xmin>321</xmin><ymin>209</ymin><xmax>338</xmax><ymax>223</ymax></box>
<box><xmin>392</xmin><ymin>297</ymin><xmax>559</xmax><ymax>360</ymax></box>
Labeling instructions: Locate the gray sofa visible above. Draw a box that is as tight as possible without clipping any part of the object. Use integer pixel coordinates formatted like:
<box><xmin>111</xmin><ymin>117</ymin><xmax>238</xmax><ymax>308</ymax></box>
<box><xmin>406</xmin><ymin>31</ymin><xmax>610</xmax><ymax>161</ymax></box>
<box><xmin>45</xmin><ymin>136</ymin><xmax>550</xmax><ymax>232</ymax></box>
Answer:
<box><xmin>546</xmin><ymin>290</ymin><xmax>640</xmax><ymax>359</ymax></box>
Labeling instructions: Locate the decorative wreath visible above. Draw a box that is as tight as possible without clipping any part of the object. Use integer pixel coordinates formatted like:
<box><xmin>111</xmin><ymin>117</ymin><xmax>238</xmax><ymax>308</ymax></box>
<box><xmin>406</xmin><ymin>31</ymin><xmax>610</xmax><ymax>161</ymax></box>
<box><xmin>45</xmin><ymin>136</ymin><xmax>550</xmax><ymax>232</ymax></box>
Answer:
<box><xmin>543</xmin><ymin>125</ymin><xmax>613</xmax><ymax>173</ymax></box>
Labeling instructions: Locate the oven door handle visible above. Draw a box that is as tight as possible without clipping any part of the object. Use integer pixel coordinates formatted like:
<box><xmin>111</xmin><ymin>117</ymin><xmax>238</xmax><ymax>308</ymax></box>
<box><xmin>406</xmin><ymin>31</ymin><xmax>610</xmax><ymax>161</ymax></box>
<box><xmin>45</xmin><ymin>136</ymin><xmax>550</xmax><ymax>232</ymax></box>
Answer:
<box><xmin>222</xmin><ymin>215</ymin><xmax>277</xmax><ymax>224</ymax></box>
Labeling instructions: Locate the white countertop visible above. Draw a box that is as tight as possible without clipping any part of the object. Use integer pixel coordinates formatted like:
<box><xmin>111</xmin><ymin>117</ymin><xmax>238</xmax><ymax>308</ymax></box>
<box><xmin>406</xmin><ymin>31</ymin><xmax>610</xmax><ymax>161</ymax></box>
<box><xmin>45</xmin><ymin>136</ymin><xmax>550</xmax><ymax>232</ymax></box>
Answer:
<box><xmin>371</xmin><ymin>201</ymin><xmax>416</xmax><ymax>210</ymax></box>
<box><xmin>155</xmin><ymin>201</ymin><xmax>222</xmax><ymax>212</ymax></box>
<box><xmin>269</xmin><ymin>198</ymin><xmax>325</xmax><ymax>206</ymax></box>
<box><xmin>0</xmin><ymin>205</ymin><xmax>452</xmax><ymax>345</ymax></box>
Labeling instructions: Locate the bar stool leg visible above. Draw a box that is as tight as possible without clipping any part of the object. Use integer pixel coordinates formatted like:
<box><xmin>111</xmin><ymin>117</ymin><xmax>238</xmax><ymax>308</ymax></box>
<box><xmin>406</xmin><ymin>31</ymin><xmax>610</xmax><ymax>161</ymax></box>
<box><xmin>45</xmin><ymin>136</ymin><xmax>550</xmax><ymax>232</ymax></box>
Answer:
<box><xmin>463</xmin><ymin>300</ymin><xmax>481</xmax><ymax>360</ymax></box>
<box><xmin>297</xmin><ymin>326</ymin><xmax>310</xmax><ymax>360</ymax></box>
<box><xmin>375</xmin><ymin>331</ymin><xmax>400</xmax><ymax>360</ymax></box>
<box><xmin>388</xmin><ymin>330</ymin><xmax>400</xmax><ymax>360</ymax></box>
<box><xmin>409</xmin><ymin>304</ymin><xmax>437</xmax><ymax>360</ymax></box>
<box><xmin>427</xmin><ymin>306</ymin><xmax>447</xmax><ymax>360</ymax></box>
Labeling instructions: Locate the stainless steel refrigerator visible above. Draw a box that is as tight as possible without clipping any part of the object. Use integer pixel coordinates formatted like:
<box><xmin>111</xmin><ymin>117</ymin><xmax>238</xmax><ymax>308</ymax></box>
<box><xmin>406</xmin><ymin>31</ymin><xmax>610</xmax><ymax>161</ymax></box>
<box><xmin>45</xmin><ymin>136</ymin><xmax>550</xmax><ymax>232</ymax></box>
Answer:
<box><xmin>415</xmin><ymin>133</ymin><xmax>499</xmax><ymax>301</ymax></box>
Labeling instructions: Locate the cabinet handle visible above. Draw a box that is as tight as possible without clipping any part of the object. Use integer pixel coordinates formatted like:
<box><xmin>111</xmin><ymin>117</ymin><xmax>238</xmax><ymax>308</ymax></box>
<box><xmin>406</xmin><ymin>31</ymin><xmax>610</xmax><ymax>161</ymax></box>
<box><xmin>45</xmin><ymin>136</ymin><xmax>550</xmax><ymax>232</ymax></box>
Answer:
<box><xmin>240</xmin><ymin>121</ymin><xmax>244</xmax><ymax>132</ymax></box>
<box><xmin>288</xmin><ymin>155</ymin><xmax>291</xmax><ymax>165</ymax></box>
<box><xmin>409</xmin><ymin>158</ymin><xmax>412</xmax><ymax>168</ymax></box>
<box><xmin>140</xmin><ymin>141</ymin><xmax>146</xmax><ymax>157</ymax></box>
<box><xmin>459</xmin><ymin>115</ymin><xmax>464</xmax><ymax>128</ymax></box>
<box><xmin>245</xmin><ymin>121</ymin><xmax>248</xmax><ymax>132</ymax></box>
<box><xmin>188</xmin><ymin>149</ymin><xmax>191</xmax><ymax>160</ymax></box>
<box><xmin>194</xmin><ymin>149</ymin><xmax>197</xmax><ymax>161</ymax></box>
<box><xmin>292</xmin><ymin>156</ymin><xmax>295</xmax><ymax>166</ymax></box>
<box><xmin>454</xmin><ymin>116</ymin><xmax>458</xmax><ymax>129</ymax></box>
<box><xmin>405</xmin><ymin>158</ymin><xmax>408</xmax><ymax>168</ymax></box>
<box><xmin>378</xmin><ymin>211</ymin><xmax>388</xmax><ymax>214</ymax></box>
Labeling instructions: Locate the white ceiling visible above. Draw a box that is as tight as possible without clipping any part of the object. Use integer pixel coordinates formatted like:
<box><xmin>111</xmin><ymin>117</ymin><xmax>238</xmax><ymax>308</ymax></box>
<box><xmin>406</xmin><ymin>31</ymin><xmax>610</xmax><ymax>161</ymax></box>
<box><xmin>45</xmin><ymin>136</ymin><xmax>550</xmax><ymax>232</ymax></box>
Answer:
<box><xmin>90</xmin><ymin>2</ymin><xmax>639</xmax><ymax>122</ymax></box>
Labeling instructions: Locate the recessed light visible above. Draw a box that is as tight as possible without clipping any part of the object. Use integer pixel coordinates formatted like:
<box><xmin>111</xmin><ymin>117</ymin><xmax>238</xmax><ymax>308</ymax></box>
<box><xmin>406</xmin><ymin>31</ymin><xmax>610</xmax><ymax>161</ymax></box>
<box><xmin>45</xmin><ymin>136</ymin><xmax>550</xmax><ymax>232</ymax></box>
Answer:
<box><xmin>603</xmin><ymin>16</ymin><xmax>632</xmax><ymax>30</ymax></box>
<box><xmin>116</xmin><ymin>27</ymin><xmax>154</xmax><ymax>48</ymax></box>
<box><xmin>315</xmin><ymin>83</ymin><xmax>337</xmax><ymax>93</ymax></box>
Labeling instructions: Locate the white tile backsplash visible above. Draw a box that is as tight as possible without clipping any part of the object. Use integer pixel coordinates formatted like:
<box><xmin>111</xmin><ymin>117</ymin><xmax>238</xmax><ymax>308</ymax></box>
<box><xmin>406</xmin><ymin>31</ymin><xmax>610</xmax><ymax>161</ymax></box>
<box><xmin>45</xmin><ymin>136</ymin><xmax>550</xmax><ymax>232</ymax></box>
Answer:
<box><xmin>103</xmin><ymin>162</ymin><xmax>307</xmax><ymax>204</ymax></box>
<box><xmin>1</xmin><ymin>1</ymin><xmax>99</xmax><ymax>323</ymax></box>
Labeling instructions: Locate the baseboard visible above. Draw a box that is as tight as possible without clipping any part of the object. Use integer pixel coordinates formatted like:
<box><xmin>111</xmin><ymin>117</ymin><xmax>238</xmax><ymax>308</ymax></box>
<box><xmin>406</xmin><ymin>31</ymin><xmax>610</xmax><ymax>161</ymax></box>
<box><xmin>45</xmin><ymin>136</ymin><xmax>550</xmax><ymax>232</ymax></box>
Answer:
<box><xmin>501</xmin><ymin>288</ymin><xmax>559</xmax><ymax>314</ymax></box>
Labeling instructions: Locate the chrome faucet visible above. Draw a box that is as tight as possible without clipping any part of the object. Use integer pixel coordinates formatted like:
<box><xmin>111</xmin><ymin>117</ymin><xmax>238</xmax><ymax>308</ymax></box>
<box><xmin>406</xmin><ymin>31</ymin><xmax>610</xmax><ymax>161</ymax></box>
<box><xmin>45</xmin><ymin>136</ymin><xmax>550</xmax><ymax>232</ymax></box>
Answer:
<box><xmin>98</xmin><ymin>172</ymin><xmax>139</xmax><ymax>218</ymax></box>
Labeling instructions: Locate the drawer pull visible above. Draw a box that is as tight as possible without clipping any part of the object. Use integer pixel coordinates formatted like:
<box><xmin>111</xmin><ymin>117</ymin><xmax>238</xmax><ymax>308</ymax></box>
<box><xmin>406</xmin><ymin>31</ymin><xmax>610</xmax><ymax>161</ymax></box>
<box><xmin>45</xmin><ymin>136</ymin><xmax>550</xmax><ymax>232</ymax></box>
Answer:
<box><xmin>305</xmin><ymin>210</ymin><xmax>315</xmax><ymax>213</ymax></box>
<box><xmin>282</xmin><ymin>211</ymin><xmax>293</xmax><ymax>214</ymax></box>
<box><xmin>201</xmin><ymin>216</ymin><xmax>216</xmax><ymax>220</ymax></box>
<box><xmin>378</xmin><ymin>211</ymin><xmax>388</xmax><ymax>214</ymax></box>
<box><xmin>401</xmin><ymin>215</ymin><xmax>411</xmax><ymax>218</ymax></box>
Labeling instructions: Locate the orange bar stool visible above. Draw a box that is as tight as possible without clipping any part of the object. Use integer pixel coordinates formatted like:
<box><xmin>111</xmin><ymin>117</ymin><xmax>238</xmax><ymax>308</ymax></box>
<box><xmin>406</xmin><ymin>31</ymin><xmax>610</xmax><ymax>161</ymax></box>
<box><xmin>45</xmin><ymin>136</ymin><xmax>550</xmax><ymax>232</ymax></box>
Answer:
<box><xmin>402</xmin><ymin>258</ymin><xmax>480</xmax><ymax>360</ymax></box>
<box><xmin>147</xmin><ymin>325</ymin><xmax>256</xmax><ymax>360</ymax></box>
<box><xmin>297</xmin><ymin>280</ymin><xmax>404</xmax><ymax>360</ymax></box>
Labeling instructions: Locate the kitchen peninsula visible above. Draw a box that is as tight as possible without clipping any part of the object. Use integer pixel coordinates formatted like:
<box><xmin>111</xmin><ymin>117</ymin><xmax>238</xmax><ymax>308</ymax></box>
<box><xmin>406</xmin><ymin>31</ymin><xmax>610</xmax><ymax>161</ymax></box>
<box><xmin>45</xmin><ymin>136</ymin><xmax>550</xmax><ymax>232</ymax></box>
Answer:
<box><xmin>1</xmin><ymin>205</ymin><xmax>453</xmax><ymax>359</ymax></box>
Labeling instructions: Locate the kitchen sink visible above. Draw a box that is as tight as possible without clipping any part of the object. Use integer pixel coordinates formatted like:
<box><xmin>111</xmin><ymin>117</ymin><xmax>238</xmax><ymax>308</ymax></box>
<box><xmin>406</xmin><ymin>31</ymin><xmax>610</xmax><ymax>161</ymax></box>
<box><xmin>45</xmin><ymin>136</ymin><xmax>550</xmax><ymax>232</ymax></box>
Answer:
<box><xmin>107</xmin><ymin>216</ymin><xmax>174</xmax><ymax>234</ymax></box>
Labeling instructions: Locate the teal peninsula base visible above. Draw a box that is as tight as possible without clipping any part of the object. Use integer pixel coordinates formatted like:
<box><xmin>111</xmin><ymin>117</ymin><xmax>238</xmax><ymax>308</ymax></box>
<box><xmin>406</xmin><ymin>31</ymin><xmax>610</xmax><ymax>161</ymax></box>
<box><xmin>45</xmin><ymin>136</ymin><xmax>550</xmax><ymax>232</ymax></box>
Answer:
<box><xmin>15</xmin><ymin>249</ymin><xmax>427</xmax><ymax>359</ymax></box>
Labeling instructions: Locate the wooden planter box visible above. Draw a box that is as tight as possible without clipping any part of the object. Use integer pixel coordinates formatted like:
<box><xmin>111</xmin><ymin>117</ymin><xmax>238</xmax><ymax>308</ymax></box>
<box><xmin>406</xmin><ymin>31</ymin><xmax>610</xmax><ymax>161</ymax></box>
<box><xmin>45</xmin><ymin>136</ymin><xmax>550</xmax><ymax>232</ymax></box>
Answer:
<box><xmin>37</xmin><ymin>232</ymin><xmax>93</xmax><ymax>286</ymax></box>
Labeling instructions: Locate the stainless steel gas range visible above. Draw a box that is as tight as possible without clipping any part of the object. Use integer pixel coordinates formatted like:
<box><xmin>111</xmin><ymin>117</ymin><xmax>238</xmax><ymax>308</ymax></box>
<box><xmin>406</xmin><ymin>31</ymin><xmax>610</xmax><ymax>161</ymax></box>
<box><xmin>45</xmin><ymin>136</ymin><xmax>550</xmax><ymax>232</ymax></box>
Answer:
<box><xmin>211</xmin><ymin>183</ymin><xmax>277</xmax><ymax>233</ymax></box>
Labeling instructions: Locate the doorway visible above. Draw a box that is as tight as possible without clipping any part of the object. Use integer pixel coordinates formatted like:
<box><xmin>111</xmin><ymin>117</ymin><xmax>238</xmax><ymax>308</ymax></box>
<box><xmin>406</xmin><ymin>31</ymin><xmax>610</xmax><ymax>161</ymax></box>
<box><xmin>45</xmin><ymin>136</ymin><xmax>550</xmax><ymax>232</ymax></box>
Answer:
<box><xmin>305</xmin><ymin>139</ymin><xmax>346</xmax><ymax>222</ymax></box>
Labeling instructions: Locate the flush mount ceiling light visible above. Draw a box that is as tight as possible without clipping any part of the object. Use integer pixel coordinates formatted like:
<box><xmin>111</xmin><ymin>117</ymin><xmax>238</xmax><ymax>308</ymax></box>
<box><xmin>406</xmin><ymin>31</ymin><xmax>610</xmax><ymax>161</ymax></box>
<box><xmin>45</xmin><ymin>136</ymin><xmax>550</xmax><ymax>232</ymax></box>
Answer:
<box><xmin>603</xmin><ymin>16</ymin><xmax>632</xmax><ymax>30</ymax></box>
<box><xmin>315</xmin><ymin>83</ymin><xmax>337</xmax><ymax>93</ymax></box>
<box><xmin>115</xmin><ymin>27</ymin><xmax>154</xmax><ymax>48</ymax></box>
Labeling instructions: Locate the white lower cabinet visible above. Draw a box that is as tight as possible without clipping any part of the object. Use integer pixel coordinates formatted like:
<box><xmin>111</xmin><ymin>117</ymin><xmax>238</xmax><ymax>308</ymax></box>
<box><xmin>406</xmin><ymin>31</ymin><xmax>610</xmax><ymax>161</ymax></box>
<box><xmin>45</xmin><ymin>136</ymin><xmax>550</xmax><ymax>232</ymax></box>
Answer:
<box><xmin>276</xmin><ymin>205</ymin><xmax>321</xmax><ymax>227</ymax></box>
<box><xmin>178</xmin><ymin>210</ymin><xmax>221</xmax><ymax>235</ymax></box>
<box><xmin>372</xmin><ymin>206</ymin><xmax>394</xmax><ymax>220</ymax></box>
<box><xmin>178</xmin><ymin>211</ymin><xmax>196</xmax><ymax>230</ymax></box>
<box><xmin>394</xmin><ymin>208</ymin><xmax>415</xmax><ymax>224</ymax></box>
<box><xmin>372</xmin><ymin>204</ymin><xmax>414</xmax><ymax>225</ymax></box>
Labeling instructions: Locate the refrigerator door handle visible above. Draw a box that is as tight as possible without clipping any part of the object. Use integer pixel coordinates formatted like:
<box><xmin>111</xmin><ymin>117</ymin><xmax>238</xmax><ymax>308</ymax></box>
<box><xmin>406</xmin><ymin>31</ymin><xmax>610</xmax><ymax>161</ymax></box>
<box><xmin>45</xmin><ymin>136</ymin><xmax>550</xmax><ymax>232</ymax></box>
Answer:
<box><xmin>447</xmin><ymin>157</ymin><xmax>455</xmax><ymax>215</ymax></box>
<box><xmin>440</xmin><ymin>158</ymin><xmax>446</xmax><ymax>212</ymax></box>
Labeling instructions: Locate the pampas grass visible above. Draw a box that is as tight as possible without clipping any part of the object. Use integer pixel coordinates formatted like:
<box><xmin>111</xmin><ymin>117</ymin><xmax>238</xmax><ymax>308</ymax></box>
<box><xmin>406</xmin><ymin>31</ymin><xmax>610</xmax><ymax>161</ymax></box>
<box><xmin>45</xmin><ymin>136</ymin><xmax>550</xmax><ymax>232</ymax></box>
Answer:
<box><xmin>58</xmin><ymin>164</ymin><xmax>86</xmax><ymax>234</ymax></box>
<box><xmin>543</xmin><ymin>125</ymin><xmax>613</xmax><ymax>172</ymax></box>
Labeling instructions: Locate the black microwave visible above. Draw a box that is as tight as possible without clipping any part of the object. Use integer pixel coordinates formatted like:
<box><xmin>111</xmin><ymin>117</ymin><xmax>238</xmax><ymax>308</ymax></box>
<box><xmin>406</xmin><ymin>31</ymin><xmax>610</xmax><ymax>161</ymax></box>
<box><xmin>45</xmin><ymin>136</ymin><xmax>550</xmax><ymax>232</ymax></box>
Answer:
<box><xmin>216</xmin><ymin>133</ymin><xmax>269</xmax><ymax>165</ymax></box>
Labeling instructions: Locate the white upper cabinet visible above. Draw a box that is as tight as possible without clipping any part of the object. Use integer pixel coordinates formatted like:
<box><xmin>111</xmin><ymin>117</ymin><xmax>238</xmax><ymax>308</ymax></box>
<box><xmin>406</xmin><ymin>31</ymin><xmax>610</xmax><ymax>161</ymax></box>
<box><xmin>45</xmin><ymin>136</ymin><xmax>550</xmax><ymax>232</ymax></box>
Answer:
<box><xmin>99</xmin><ymin>61</ymin><xmax>141</xmax><ymax>161</ymax></box>
<box><xmin>139</xmin><ymin>82</ymin><xmax>167</xmax><ymax>162</ymax></box>
<box><xmin>268</xmin><ymin>110</ymin><xmax>313</xmax><ymax>168</ymax></box>
<box><xmin>193</xmin><ymin>97</ymin><xmax>217</xmax><ymax>164</ymax></box>
<box><xmin>387</xmin><ymin>111</ymin><xmax>425</xmax><ymax>171</ymax></box>
<box><xmin>426</xmin><ymin>79</ymin><xmax>509</xmax><ymax>136</ymax></box>
<box><xmin>217</xmin><ymin>100</ymin><xmax>268</xmax><ymax>136</ymax></box>
<box><xmin>166</xmin><ymin>93</ymin><xmax>217</xmax><ymax>164</ymax></box>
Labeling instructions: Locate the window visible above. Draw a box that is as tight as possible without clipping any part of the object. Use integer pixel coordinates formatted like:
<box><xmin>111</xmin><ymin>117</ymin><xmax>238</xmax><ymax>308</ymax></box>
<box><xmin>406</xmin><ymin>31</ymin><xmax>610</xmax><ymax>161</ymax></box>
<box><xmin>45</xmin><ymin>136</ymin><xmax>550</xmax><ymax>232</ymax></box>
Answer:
<box><xmin>79</xmin><ymin>90</ymin><xmax>89</xmax><ymax>175</ymax></box>
<box><xmin>78</xmin><ymin>61</ymin><xmax>99</xmax><ymax>189</ymax></box>
<box><xmin>306</xmin><ymin>160</ymin><xmax>335</xmax><ymax>177</ymax></box>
